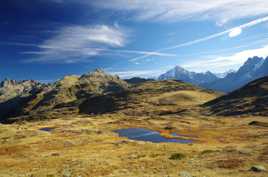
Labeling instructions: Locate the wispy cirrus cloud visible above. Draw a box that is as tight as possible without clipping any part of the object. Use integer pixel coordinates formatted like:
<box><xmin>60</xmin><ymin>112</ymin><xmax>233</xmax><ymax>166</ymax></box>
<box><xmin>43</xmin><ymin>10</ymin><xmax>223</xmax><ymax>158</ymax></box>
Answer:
<box><xmin>129</xmin><ymin>16</ymin><xmax>268</xmax><ymax>62</ymax></box>
<box><xmin>49</xmin><ymin>0</ymin><xmax>268</xmax><ymax>24</ymax></box>
<box><xmin>91</xmin><ymin>0</ymin><xmax>268</xmax><ymax>24</ymax></box>
<box><xmin>19</xmin><ymin>24</ymin><xmax>176</xmax><ymax>63</ymax></box>
<box><xmin>23</xmin><ymin>25</ymin><xmax>126</xmax><ymax>63</ymax></box>
<box><xmin>108</xmin><ymin>69</ymin><xmax>167</xmax><ymax>79</ymax></box>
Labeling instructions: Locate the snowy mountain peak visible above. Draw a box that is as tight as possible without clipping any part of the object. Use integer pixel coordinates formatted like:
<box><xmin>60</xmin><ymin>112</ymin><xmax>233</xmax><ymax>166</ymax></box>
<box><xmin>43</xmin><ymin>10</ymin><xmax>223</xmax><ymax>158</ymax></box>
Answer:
<box><xmin>159</xmin><ymin>66</ymin><xmax>218</xmax><ymax>85</ymax></box>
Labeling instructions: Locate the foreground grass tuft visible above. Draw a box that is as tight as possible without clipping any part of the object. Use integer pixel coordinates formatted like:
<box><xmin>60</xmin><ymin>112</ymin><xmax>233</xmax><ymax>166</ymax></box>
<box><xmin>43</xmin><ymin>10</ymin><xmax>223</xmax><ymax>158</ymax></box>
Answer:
<box><xmin>169</xmin><ymin>153</ymin><xmax>186</xmax><ymax>160</ymax></box>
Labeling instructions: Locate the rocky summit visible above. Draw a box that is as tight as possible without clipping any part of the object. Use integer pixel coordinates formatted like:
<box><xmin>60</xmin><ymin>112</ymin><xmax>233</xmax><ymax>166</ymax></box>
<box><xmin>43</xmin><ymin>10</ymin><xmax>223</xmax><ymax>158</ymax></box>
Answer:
<box><xmin>0</xmin><ymin>69</ymin><xmax>129</xmax><ymax>123</ymax></box>
<box><xmin>0</xmin><ymin>79</ymin><xmax>44</xmax><ymax>103</ymax></box>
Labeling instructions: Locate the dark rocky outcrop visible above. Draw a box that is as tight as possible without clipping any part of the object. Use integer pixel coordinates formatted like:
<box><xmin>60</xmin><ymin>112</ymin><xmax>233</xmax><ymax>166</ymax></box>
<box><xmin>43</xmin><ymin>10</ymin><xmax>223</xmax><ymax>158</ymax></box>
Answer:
<box><xmin>125</xmin><ymin>77</ymin><xmax>154</xmax><ymax>84</ymax></box>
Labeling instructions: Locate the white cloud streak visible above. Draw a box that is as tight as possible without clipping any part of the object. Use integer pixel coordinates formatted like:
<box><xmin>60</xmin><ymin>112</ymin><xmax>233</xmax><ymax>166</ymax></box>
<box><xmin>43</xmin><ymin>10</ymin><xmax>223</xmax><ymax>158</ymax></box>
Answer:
<box><xmin>182</xmin><ymin>44</ymin><xmax>268</xmax><ymax>73</ymax></box>
<box><xmin>130</xmin><ymin>16</ymin><xmax>268</xmax><ymax>61</ymax></box>
<box><xmin>21</xmin><ymin>25</ymin><xmax>176</xmax><ymax>63</ymax></box>
<box><xmin>228</xmin><ymin>28</ymin><xmax>242</xmax><ymax>38</ymax></box>
<box><xmin>109</xmin><ymin>69</ymin><xmax>166</xmax><ymax>79</ymax></box>
<box><xmin>101</xmin><ymin>49</ymin><xmax>176</xmax><ymax>57</ymax></box>
<box><xmin>25</xmin><ymin>25</ymin><xmax>126</xmax><ymax>63</ymax></box>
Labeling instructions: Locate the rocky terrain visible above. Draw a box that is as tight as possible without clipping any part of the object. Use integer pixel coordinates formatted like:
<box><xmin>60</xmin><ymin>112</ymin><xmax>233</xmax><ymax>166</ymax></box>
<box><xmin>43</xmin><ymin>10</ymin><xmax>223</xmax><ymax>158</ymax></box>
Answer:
<box><xmin>0</xmin><ymin>79</ymin><xmax>45</xmax><ymax>103</ymax></box>
<box><xmin>0</xmin><ymin>69</ymin><xmax>128</xmax><ymax>123</ymax></box>
<box><xmin>0</xmin><ymin>69</ymin><xmax>221</xmax><ymax>123</ymax></box>
<box><xmin>0</xmin><ymin>70</ymin><xmax>267</xmax><ymax>177</ymax></box>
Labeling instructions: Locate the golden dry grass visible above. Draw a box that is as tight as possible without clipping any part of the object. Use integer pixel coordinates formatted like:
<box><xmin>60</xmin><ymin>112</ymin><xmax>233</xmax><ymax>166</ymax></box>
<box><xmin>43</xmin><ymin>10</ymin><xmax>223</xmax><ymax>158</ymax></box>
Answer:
<box><xmin>0</xmin><ymin>114</ymin><xmax>267</xmax><ymax>177</ymax></box>
<box><xmin>0</xmin><ymin>80</ymin><xmax>266</xmax><ymax>177</ymax></box>
<box><xmin>149</xmin><ymin>90</ymin><xmax>218</xmax><ymax>106</ymax></box>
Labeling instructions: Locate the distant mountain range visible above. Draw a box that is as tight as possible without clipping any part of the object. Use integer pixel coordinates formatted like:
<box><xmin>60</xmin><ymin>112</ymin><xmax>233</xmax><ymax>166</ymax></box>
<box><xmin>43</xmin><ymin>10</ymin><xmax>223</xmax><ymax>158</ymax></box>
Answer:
<box><xmin>159</xmin><ymin>56</ymin><xmax>268</xmax><ymax>92</ymax></box>
<box><xmin>159</xmin><ymin>66</ymin><xmax>219</xmax><ymax>85</ymax></box>
<box><xmin>214</xmin><ymin>70</ymin><xmax>236</xmax><ymax>78</ymax></box>
<box><xmin>204</xmin><ymin>56</ymin><xmax>268</xmax><ymax>92</ymax></box>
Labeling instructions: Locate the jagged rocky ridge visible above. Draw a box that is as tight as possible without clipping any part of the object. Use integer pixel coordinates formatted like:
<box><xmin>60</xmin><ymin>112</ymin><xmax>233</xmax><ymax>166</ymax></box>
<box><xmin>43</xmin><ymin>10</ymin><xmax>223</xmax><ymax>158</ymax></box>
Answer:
<box><xmin>0</xmin><ymin>69</ymin><xmax>129</xmax><ymax>122</ymax></box>
<box><xmin>204</xmin><ymin>56</ymin><xmax>268</xmax><ymax>92</ymax></box>
<box><xmin>0</xmin><ymin>79</ymin><xmax>45</xmax><ymax>103</ymax></box>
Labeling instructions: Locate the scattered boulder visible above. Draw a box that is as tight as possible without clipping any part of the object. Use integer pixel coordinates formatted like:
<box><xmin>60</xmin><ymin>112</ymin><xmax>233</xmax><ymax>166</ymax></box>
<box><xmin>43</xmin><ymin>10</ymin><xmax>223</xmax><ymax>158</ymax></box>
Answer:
<box><xmin>169</xmin><ymin>153</ymin><xmax>186</xmax><ymax>160</ymax></box>
<box><xmin>250</xmin><ymin>165</ymin><xmax>266</xmax><ymax>172</ymax></box>
<box><xmin>249</xmin><ymin>121</ymin><xmax>268</xmax><ymax>127</ymax></box>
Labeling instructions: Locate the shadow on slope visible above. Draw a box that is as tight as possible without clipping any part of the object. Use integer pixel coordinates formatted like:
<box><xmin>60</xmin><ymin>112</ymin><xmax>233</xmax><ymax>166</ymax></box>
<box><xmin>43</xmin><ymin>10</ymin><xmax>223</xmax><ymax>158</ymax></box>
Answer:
<box><xmin>117</xmin><ymin>80</ymin><xmax>220</xmax><ymax>116</ymax></box>
<box><xmin>57</xmin><ymin>80</ymin><xmax>219</xmax><ymax>116</ymax></box>
<box><xmin>79</xmin><ymin>92</ymin><xmax>129</xmax><ymax>115</ymax></box>
<box><xmin>204</xmin><ymin>76</ymin><xmax>268</xmax><ymax>116</ymax></box>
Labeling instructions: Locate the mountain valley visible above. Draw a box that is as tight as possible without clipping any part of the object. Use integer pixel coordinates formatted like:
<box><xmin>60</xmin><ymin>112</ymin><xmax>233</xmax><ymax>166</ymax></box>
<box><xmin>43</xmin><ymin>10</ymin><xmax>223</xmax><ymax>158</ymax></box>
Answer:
<box><xmin>0</xmin><ymin>69</ymin><xmax>267</xmax><ymax>177</ymax></box>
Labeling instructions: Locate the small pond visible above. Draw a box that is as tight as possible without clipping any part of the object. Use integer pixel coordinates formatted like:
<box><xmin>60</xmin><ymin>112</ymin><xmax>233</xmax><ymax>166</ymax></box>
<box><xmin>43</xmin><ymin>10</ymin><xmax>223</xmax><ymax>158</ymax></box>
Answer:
<box><xmin>114</xmin><ymin>128</ymin><xmax>192</xmax><ymax>144</ymax></box>
<box><xmin>39</xmin><ymin>127</ymin><xmax>54</xmax><ymax>132</ymax></box>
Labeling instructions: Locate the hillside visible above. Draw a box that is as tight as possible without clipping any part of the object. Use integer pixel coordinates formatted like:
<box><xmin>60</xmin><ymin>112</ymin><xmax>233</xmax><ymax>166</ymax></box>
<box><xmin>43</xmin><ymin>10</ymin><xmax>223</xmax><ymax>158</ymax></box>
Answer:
<box><xmin>0</xmin><ymin>78</ymin><xmax>267</xmax><ymax>177</ymax></box>
<box><xmin>0</xmin><ymin>69</ymin><xmax>129</xmax><ymax>123</ymax></box>
<box><xmin>125</xmin><ymin>77</ymin><xmax>154</xmax><ymax>84</ymax></box>
<box><xmin>204</xmin><ymin>76</ymin><xmax>268</xmax><ymax>116</ymax></box>
<box><xmin>0</xmin><ymin>72</ymin><xmax>267</xmax><ymax>177</ymax></box>
<box><xmin>0</xmin><ymin>70</ymin><xmax>220</xmax><ymax>123</ymax></box>
<box><xmin>115</xmin><ymin>80</ymin><xmax>220</xmax><ymax>116</ymax></box>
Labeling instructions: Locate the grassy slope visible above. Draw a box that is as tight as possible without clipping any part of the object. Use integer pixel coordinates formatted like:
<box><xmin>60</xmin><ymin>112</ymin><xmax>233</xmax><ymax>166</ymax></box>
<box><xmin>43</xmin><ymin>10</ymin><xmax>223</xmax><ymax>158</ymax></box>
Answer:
<box><xmin>0</xmin><ymin>115</ymin><xmax>267</xmax><ymax>177</ymax></box>
<box><xmin>0</xmin><ymin>80</ymin><xmax>267</xmax><ymax>177</ymax></box>
<box><xmin>204</xmin><ymin>76</ymin><xmax>268</xmax><ymax>116</ymax></box>
<box><xmin>119</xmin><ymin>80</ymin><xmax>221</xmax><ymax>116</ymax></box>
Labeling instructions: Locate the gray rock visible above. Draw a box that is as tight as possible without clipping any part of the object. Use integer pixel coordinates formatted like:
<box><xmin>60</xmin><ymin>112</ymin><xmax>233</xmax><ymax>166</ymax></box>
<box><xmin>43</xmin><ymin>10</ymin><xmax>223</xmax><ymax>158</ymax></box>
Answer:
<box><xmin>250</xmin><ymin>165</ymin><xmax>266</xmax><ymax>172</ymax></box>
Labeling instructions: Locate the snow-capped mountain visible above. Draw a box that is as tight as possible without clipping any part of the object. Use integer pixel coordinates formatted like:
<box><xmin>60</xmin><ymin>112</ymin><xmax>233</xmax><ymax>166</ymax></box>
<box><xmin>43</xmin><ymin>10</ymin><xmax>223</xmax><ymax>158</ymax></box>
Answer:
<box><xmin>159</xmin><ymin>56</ymin><xmax>268</xmax><ymax>92</ymax></box>
<box><xmin>158</xmin><ymin>66</ymin><xmax>219</xmax><ymax>85</ymax></box>
<box><xmin>204</xmin><ymin>56</ymin><xmax>268</xmax><ymax>92</ymax></box>
<box><xmin>214</xmin><ymin>70</ymin><xmax>236</xmax><ymax>78</ymax></box>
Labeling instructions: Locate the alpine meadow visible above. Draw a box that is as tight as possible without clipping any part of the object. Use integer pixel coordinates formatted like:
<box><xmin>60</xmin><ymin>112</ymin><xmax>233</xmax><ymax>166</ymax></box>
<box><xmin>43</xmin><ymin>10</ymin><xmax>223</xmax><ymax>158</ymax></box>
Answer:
<box><xmin>0</xmin><ymin>1</ymin><xmax>267</xmax><ymax>177</ymax></box>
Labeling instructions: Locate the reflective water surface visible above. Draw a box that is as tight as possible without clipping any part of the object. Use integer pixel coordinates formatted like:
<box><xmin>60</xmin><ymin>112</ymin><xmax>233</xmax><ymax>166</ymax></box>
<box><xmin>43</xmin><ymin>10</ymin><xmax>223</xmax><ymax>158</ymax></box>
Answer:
<box><xmin>115</xmin><ymin>128</ymin><xmax>192</xmax><ymax>143</ymax></box>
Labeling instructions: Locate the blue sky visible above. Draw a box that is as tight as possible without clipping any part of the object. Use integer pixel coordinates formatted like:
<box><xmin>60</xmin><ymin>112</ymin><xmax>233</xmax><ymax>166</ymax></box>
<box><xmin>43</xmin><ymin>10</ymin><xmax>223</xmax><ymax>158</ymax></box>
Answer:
<box><xmin>1</xmin><ymin>0</ymin><xmax>268</xmax><ymax>81</ymax></box>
